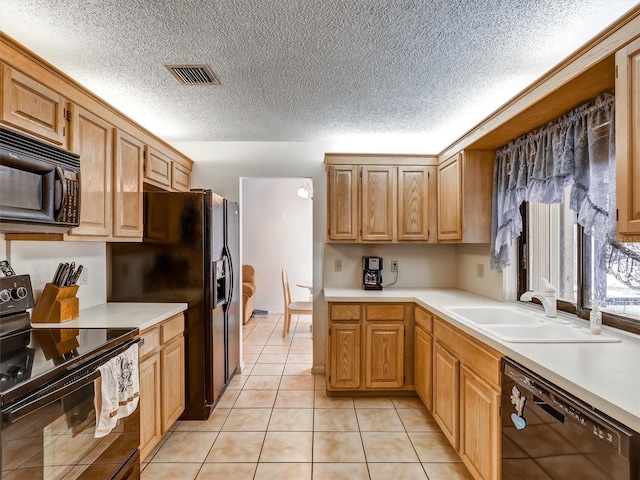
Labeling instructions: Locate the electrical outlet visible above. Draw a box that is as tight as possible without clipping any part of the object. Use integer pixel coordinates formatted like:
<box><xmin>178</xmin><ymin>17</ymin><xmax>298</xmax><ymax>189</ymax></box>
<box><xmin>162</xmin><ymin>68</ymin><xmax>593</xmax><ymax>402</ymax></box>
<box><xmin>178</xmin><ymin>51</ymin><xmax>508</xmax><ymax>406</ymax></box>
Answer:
<box><xmin>334</xmin><ymin>259</ymin><xmax>342</xmax><ymax>272</ymax></box>
<box><xmin>391</xmin><ymin>260</ymin><xmax>398</xmax><ymax>273</ymax></box>
<box><xmin>476</xmin><ymin>263</ymin><xmax>484</xmax><ymax>278</ymax></box>
<box><xmin>79</xmin><ymin>266</ymin><xmax>89</xmax><ymax>285</ymax></box>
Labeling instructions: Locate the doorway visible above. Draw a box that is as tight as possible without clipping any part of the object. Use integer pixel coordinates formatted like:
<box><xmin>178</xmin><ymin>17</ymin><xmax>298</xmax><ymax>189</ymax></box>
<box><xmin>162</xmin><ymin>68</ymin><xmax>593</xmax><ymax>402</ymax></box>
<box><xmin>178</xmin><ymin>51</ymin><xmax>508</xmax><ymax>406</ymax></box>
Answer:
<box><xmin>239</xmin><ymin>176</ymin><xmax>313</xmax><ymax>320</ymax></box>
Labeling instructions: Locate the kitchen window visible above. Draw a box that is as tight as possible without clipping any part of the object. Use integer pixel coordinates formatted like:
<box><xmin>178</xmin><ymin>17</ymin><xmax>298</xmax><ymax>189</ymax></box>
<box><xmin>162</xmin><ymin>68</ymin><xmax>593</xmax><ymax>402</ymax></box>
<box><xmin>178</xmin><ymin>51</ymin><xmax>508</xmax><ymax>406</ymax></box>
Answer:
<box><xmin>519</xmin><ymin>196</ymin><xmax>640</xmax><ymax>334</ymax></box>
<box><xmin>489</xmin><ymin>92</ymin><xmax>640</xmax><ymax>334</ymax></box>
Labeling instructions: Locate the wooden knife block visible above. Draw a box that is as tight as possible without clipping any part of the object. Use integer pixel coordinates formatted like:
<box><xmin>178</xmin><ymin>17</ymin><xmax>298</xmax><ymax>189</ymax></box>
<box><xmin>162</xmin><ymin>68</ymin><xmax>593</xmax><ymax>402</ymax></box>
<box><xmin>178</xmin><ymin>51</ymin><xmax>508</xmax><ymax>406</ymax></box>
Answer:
<box><xmin>31</xmin><ymin>283</ymin><xmax>80</xmax><ymax>323</ymax></box>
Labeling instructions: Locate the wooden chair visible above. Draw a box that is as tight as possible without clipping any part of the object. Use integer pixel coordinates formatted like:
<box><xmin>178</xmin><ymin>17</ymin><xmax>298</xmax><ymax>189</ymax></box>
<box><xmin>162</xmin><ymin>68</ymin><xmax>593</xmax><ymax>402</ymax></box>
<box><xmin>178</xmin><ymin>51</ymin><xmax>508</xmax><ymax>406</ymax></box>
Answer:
<box><xmin>282</xmin><ymin>267</ymin><xmax>312</xmax><ymax>337</ymax></box>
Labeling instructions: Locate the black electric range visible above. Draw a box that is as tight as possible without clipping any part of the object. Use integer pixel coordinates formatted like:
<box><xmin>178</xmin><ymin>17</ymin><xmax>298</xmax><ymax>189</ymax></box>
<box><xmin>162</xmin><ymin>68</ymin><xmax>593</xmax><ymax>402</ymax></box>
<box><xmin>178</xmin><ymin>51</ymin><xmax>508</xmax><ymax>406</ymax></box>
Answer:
<box><xmin>0</xmin><ymin>275</ymin><xmax>138</xmax><ymax>407</ymax></box>
<box><xmin>1</xmin><ymin>274</ymin><xmax>141</xmax><ymax>479</ymax></box>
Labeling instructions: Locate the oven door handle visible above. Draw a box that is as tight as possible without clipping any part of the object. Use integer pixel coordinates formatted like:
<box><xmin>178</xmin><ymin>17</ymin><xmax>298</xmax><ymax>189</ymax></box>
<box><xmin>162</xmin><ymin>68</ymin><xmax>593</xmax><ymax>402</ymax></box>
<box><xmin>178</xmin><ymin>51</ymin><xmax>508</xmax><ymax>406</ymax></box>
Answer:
<box><xmin>3</xmin><ymin>367</ymin><xmax>101</xmax><ymax>424</ymax></box>
<box><xmin>3</xmin><ymin>338</ymin><xmax>141</xmax><ymax>424</ymax></box>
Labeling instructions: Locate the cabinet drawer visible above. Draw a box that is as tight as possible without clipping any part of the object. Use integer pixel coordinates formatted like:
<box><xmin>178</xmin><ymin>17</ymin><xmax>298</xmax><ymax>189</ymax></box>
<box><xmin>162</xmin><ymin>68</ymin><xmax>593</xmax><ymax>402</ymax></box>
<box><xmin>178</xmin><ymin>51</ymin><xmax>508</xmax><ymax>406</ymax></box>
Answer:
<box><xmin>434</xmin><ymin>317</ymin><xmax>501</xmax><ymax>389</ymax></box>
<box><xmin>161</xmin><ymin>314</ymin><xmax>184</xmax><ymax>343</ymax></box>
<box><xmin>330</xmin><ymin>303</ymin><xmax>361</xmax><ymax>320</ymax></box>
<box><xmin>365</xmin><ymin>304</ymin><xmax>405</xmax><ymax>321</ymax></box>
<box><xmin>415</xmin><ymin>306</ymin><xmax>433</xmax><ymax>333</ymax></box>
<box><xmin>140</xmin><ymin>326</ymin><xmax>160</xmax><ymax>357</ymax></box>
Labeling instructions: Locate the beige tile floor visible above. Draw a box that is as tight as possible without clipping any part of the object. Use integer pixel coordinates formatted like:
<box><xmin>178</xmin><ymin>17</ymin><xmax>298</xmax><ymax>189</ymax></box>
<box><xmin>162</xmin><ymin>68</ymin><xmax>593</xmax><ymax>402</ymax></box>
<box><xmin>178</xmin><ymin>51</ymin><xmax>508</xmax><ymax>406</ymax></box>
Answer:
<box><xmin>141</xmin><ymin>314</ymin><xmax>473</xmax><ymax>480</ymax></box>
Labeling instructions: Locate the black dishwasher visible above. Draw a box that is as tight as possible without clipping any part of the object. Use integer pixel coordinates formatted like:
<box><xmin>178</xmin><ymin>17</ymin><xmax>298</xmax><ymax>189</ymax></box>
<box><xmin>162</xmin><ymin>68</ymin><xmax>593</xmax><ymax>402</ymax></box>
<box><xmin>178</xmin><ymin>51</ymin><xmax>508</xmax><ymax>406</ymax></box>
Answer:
<box><xmin>502</xmin><ymin>357</ymin><xmax>639</xmax><ymax>480</ymax></box>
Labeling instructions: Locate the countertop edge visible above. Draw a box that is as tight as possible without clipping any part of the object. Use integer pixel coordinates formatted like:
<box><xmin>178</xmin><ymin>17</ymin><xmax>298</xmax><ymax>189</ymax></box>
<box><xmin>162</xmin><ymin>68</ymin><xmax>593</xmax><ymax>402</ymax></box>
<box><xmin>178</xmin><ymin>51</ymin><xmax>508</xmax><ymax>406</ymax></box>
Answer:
<box><xmin>31</xmin><ymin>302</ymin><xmax>189</xmax><ymax>331</ymax></box>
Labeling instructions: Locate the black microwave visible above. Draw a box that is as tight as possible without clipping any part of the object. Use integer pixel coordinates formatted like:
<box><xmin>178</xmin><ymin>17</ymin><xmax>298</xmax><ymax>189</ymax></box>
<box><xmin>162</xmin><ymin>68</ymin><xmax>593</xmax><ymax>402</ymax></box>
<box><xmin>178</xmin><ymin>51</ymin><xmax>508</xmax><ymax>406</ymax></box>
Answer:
<box><xmin>0</xmin><ymin>127</ymin><xmax>80</xmax><ymax>234</ymax></box>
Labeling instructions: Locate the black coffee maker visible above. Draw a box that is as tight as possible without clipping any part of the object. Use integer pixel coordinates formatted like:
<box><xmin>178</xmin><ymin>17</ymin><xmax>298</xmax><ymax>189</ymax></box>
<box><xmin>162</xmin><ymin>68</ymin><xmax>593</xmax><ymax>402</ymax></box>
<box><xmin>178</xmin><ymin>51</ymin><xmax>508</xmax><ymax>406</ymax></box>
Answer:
<box><xmin>362</xmin><ymin>256</ymin><xmax>383</xmax><ymax>290</ymax></box>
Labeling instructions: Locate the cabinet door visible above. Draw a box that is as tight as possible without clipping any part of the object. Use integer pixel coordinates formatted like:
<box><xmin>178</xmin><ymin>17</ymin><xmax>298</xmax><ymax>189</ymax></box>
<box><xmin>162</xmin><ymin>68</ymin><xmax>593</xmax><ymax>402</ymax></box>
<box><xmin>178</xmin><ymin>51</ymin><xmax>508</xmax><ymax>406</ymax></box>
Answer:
<box><xmin>460</xmin><ymin>365</ymin><xmax>500</xmax><ymax>480</ymax></box>
<box><xmin>68</xmin><ymin>105</ymin><xmax>112</xmax><ymax>237</ymax></box>
<box><xmin>144</xmin><ymin>146</ymin><xmax>172</xmax><ymax>189</ymax></box>
<box><xmin>437</xmin><ymin>153</ymin><xmax>463</xmax><ymax>241</ymax></box>
<box><xmin>172</xmin><ymin>162</ymin><xmax>191</xmax><ymax>192</ymax></box>
<box><xmin>364</xmin><ymin>322</ymin><xmax>404</xmax><ymax>388</ymax></box>
<box><xmin>361</xmin><ymin>166</ymin><xmax>395</xmax><ymax>241</ymax></box>
<box><xmin>327</xmin><ymin>165</ymin><xmax>358</xmax><ymax>241</ymax></box>
<box><xmin>113</xmin><ymin>129</ymin><xmax>143</xmax><ymax>238</ymax></box>
<box><xmin>329</xmin><ymin>323</ymin><xmax>361</xmax><ymax>389</ymax></box>
<box><xmin>161</xmin><ymin>335</ymin><xmax>185</xmax><ymax>433</ymax></box>
<box><xmin>432</xmin><ymin>342</ymin><xmax>460</xmax><ymax>449</ymax></box>
<box><xmin>1</xmin><ymin>64</ymin><xmax>68</xmax><ymax>147</ymax></box>
<box><xmin>616</xmin><ymin>37</ymin><xmax>640</xmax><ymax>240</ymax></box>
<box><xmin>398</xmin><ymin>166</ymin><xmax>431</xmax><ymax>241</ymax></box>
<box><xmin>139</xmin><ymin>352</ymin><xmax>162</xmax><ymax>461</ymax></box>
<box><xmin>414</xmin><ymin>326</ymin><xmax>433</xmax><ymax>410</ymax></box>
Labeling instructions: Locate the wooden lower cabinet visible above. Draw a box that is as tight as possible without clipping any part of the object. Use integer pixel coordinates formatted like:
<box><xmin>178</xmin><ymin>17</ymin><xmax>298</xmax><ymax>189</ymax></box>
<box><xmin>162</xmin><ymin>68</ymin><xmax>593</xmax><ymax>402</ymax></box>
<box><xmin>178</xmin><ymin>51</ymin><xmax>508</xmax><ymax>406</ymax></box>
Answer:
<box><xmin>432</xmin><ymin>317</ymin><xmax>502</xmax><ymax>480</ymax></box>
<box><xmin>161</xmin><ymin>335</ymin><xmax>186</xmax><ymax>432</ymax></box>
<box><xmin>364</xmin><ymin>322</ymin><xmax>404</xmax><ymax>388</ymax></box>
<box><xmin>139</xmin><ymin>351</ymin><xmax>161</xmax><ymax>460</ymax></box>
<box><xmin>139</xmin><ymin>313</ymin><xmax>185</xmax><ymax>461</ymax></box>
<box><xmin>327</xmin><ymin>302</ymin><xmax>413</xmax><ymax>393</ymax></box>
<box><xmin>329</xmin><ymin>322</ymin><xmax>361</xmax><ymax>389</ymax></box>
<box><xmin>460</xmin><ymin>365</ymin><xmax>501</xmax><ymax>480</ymax></box>
<box><xmin>414</xmin><ymin>306</ymin><xmax>434</xmax><ymax>410</ymax></box>
<box><xmin>432</xmin><ymin>342</ymin><xmax>460</xmax><ymax>449</ymax></box>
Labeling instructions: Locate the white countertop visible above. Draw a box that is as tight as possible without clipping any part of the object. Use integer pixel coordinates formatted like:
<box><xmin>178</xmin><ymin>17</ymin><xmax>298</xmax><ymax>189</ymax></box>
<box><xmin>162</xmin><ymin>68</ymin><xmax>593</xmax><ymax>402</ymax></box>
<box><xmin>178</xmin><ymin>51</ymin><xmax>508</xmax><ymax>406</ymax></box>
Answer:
<box><xmin>324</xmin><ymin>287</ymin><xmax>640</xmax><ymax>432</ymax></box>
<box><xmin>31</xmin><ymin>302</ymin><xmax>188</xmax><ymax>332</ymax></box>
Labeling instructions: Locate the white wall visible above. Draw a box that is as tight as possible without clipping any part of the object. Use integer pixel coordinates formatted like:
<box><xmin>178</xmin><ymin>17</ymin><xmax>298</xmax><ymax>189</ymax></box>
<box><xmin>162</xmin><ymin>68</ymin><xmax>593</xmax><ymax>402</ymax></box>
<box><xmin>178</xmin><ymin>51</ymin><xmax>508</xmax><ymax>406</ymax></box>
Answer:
<box><xmin>241</xmin><ymin>177</ymin><xmax>313</xmax><ymax>313</ymax></box>
<box><xmin>455</xmin><ymin>244</ymin><xmax>503</xmax><ymax>301</ymax></box>
<box><xmin>324</xmin><ymin>243</ymin><xmax>457</xmax><ymax>288</ymax></box>
<box><xmin>4</xmin><ymin>241</ymin><xmax>107</xmax><ymax>309</ymax></box>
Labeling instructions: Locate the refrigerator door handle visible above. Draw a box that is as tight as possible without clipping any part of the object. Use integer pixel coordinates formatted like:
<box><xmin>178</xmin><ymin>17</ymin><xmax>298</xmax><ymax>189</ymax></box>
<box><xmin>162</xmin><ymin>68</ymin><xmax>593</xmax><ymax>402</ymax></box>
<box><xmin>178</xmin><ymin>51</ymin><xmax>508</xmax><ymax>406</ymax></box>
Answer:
<box><xmin>224</xmin><ymin>246</ymin><xmax>233</xmax><ymax>304</ymax></box>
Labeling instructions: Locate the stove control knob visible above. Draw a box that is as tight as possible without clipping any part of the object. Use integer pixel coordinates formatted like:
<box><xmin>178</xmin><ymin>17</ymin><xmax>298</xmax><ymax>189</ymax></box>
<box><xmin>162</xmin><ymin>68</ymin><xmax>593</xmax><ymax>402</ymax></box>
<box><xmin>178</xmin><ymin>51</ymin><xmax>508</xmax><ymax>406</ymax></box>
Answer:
<box><xmin>0</xmin><ymin>289</ymin><xmax>10</xmax><ymax>303</ymax></box>
<box><xmin>7</xmin><ymin>366</ymin><xmax>25</xmax><ymax>381</ymax></box>
<box><xmin>11</xmin><ymin>287</ymin><xmax>27</xmax><ymax>301</ymax></box>
<box><xmin>0</xmin><ymin>372</ymin><xmax>8</xmax><ymax>382</ymax></box>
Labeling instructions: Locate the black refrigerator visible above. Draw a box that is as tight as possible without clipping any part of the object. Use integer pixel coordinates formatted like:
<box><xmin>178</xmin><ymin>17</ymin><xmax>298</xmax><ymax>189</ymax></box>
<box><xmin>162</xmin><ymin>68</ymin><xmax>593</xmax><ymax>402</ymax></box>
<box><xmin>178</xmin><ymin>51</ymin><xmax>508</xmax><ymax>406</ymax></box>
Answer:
<box><xmin>107</xmin><ymin>189</ymin><xmax>240</xmax><ymax>420</ymax></box>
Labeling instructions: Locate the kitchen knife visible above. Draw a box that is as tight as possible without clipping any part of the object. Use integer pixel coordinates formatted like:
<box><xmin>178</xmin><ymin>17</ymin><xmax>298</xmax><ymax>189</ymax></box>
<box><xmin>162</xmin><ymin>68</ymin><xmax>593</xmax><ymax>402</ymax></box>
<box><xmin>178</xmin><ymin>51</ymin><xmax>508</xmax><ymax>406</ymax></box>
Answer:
<box><xmin>56</xmin><ymin>263</ymin><xmax>70</xmax><ymax>287</ymax></box>
<box><xmin>65</xmin><ymin>262</ymin><xmax>76</xmax><ymax>286</ymax></box>
<box><xmin>69</xmin><ymin>265</ymin><xmax>83</xmax><ymax>285</ymax></box>
<box><xmin>52</xmin><ymin>263</ymin><xmax>64</xmax><ymax>284</ymax></box>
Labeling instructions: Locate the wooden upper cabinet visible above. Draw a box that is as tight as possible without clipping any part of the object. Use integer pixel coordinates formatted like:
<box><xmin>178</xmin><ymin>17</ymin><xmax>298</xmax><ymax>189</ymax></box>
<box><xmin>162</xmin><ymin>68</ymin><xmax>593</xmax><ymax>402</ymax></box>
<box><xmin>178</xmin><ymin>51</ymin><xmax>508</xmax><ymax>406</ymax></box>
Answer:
<box><xmin>616</xmin><ymin>36</ymin><xmax>640</xmax><ymax>241</ymax></box>
<box><xmin>172</xmin><ymin>161</ymin><xmax>191</xmax><ymax>192</ymax></box>
<box><xmin>398</xmin><ymin>166</ymin><xmax>433</xmax><ymax>241</ymax></box>
<box><xmin>327</xmin><ymin>165</ymin><xmax>359</xmax><ymax>241</ymax></box>
<box><xmin>113</xmin><ymin>129</ymin><xmax>143</xmax><ymax>239</ymax></box>
<box><xmin>67</xmin><ymin>105</ymin><xmax>112</xmax><ymax>238</ymax></box>
<box><xmin>437</xmin><ymin>153</ymin><xmax>463</xmax><ymax>241</ymax></box>
<box><xmin>1</xmin><ymin>63</ymin><xmax>68</xmax><ymax>147</ymax></box>
<box><xmin>326</xmin><ymin>156</ymin><xmax>437</xmax><ymax>243</ymax></box>
<box><xmin>437</xmin><ymin>150</ymin><xmax>494</xmax><ymax>243</ymax></box>
<box><xmin>361</xmin><ymin>166</ymin><xmax>395</xmax><ymax>241</ymax></box>
<box><xmin>144</xmin><ymin>146</ymin><xmax>172</xmax><ymax>188</ymax></box>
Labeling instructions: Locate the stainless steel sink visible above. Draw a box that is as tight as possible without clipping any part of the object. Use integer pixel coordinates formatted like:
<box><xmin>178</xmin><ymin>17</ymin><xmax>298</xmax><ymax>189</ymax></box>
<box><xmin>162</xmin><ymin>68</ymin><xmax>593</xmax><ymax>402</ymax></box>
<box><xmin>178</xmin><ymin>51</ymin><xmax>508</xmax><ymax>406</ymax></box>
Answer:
<box><xmin>442</xmin><ymin>305</ymin><xmax>621</xmax><ymax>343</ymax></box>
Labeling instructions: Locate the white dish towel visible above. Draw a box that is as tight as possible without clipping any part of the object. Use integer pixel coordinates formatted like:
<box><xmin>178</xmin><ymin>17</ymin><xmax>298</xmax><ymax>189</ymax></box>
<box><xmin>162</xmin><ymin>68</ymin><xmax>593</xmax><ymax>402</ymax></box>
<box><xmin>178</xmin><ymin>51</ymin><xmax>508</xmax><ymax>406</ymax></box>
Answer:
<box><xmin>94</xmin><ymin>343</ymin><xmax>140</xmax><ymax>438</ymax></box>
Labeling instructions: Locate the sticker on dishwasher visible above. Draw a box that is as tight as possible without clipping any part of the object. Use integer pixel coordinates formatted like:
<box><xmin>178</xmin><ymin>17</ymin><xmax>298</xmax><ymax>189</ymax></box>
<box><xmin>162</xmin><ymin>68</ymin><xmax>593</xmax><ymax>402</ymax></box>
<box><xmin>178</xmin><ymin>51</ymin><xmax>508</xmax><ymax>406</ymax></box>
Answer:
<box><xmin>510</xmin><ymin>386</ymin><xmax>527</xmax><ymax>430</ymax></box>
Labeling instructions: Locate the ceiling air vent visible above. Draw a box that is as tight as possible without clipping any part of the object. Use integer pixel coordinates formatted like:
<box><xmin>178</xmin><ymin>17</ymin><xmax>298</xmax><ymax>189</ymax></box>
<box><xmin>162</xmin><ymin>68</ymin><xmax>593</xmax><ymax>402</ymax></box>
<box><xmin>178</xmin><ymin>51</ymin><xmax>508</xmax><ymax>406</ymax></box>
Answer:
<box><xmin>165</xmin><ymin>64</ymin><xmax>219</xmax><ymax>85</ymax></box>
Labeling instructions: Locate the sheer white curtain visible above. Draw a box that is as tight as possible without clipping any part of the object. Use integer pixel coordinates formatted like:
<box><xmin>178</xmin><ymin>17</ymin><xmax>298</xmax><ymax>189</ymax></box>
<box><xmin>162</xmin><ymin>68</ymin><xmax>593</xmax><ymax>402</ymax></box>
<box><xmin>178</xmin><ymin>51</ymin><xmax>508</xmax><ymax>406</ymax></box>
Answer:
<box><xmin>490</xmin><ymin>93</ymin><xmax>639</xmax><ymax>292</ymax></box>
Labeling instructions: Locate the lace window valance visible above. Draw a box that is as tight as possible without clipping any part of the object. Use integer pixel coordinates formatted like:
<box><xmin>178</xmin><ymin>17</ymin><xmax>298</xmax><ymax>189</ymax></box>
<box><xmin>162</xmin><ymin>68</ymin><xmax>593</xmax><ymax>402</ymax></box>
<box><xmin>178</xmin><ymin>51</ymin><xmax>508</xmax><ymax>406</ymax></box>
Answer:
<box><xmin>489</xmin><ymin>93</ymin><xmax>639</xmax><ymax>291</ymax></box>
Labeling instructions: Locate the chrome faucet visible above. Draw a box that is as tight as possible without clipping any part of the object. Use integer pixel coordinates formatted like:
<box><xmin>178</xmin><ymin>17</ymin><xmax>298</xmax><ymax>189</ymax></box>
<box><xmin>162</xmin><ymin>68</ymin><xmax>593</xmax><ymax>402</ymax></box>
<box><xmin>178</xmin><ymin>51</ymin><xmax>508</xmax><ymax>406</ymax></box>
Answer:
<box><xmin>520</xmin><ymin>278</ymin><xmax>557</xmax><ymax>318</ymax></box>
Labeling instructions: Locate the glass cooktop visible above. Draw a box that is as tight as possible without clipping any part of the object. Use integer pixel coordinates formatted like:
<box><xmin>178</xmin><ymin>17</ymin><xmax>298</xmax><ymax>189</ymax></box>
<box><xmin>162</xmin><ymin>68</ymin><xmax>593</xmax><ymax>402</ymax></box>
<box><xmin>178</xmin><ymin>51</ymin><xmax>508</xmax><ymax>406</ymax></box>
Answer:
<box><xmin>0</xmin><ymin>326</ymin><xmax>138</xmax><ymax>405</ymax></box>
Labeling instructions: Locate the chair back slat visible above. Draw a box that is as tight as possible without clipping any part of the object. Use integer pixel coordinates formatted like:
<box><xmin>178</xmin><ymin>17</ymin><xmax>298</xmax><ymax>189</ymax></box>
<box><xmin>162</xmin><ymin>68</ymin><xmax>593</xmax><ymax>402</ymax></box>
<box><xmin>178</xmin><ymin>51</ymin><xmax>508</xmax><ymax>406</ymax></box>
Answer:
<box><xmin>282</xmin><ymin>267</ymin><xmax>292</xmax><ymax>308</ymax></box>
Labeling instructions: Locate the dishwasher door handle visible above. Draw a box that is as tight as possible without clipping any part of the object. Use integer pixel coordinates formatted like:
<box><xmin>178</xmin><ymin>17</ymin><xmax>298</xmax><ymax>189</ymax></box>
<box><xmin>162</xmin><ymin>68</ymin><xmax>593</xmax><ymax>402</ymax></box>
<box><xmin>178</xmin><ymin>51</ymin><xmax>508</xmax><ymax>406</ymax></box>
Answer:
<box><xmin>534</xmin><ymin>397</ymin><xmax>565</xmax><ymax>424</ymax></box>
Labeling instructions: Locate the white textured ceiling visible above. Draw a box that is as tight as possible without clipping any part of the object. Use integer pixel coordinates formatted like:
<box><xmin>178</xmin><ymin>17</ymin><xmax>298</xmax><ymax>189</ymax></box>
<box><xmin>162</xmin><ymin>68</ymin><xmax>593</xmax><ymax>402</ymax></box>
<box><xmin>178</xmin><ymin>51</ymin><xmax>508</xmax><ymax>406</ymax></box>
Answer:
<box><xmin>1</xmin><ymin>1</ymin><xmax>638</xmax><ymax>153</ymax></box>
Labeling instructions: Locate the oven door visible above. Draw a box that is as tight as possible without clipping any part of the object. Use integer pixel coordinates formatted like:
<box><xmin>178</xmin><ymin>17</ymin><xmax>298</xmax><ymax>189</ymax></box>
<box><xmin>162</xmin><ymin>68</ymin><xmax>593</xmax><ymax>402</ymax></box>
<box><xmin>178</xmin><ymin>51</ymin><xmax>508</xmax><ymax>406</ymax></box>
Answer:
<box><xmin>1</xmin><ymin>347</ymin><xmax>140</xmax><ymax>479</ymax></box>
